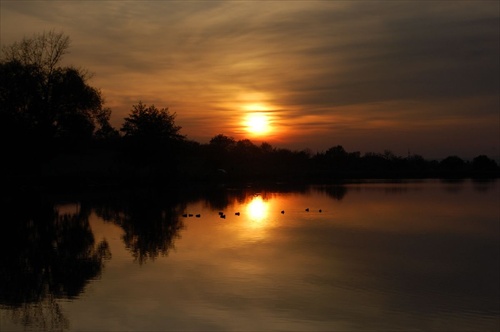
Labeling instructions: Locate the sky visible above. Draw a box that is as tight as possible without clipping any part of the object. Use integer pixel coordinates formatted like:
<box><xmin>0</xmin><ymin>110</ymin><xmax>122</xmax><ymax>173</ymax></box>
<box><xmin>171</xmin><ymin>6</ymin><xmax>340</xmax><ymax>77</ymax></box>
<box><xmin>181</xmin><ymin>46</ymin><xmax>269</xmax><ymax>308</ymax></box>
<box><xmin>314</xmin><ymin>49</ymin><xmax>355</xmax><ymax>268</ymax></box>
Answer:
<box><xmin>1</xmin><ymin>0</ymin><xmax>499</xmax><ymax>160</ymax></box>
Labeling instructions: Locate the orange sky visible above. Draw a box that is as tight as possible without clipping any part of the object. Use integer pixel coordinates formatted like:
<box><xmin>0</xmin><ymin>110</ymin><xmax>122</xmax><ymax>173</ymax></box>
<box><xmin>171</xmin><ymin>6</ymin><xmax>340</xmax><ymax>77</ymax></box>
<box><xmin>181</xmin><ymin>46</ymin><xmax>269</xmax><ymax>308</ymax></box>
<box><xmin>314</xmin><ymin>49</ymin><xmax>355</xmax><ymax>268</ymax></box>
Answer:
<box><xmin>1</xmin><ymin>1</ymin><xmax>499</xmax><ymax>159</ymax></box>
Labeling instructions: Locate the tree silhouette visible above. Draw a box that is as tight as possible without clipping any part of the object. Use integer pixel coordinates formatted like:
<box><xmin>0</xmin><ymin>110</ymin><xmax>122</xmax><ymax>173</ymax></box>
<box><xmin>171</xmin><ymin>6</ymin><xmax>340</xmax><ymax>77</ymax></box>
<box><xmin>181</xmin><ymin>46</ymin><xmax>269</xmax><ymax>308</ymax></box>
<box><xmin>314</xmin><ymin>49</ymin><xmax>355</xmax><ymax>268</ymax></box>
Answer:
<box><xmin>1</xmin><ymin>32</ymin><xmax>498</xmax><ymax>185</ymax></box>
<box><xmin>203</xmin><ymin>134</ymin><xmax>236</xmax><ymax>176</ymax></box>
<box><xmin>120</xmin><ymin>101</ymin><xmax>183</xmax><ymax>141</ymax></box>
<box><xmin>1</xmin><ymin>31</ymin><xmax>115</xmax><ymax>181</ymax></box>
<box><xmin>119</xmin><ymin>101</ymin><xmax>185</xmax><ymax>179</ymax></box>
<box><xmin>1</xmin><ymin>31</ymin><xmax>113</xmax><ymax>144</ymax></box>
<box><xmin>93</xmin><ymin>107</ymin><xmax>120</xmax><ymax>141</ymax></box>
<box><xmin>439</xmin><ymin>156</ymin><xmax>467</xmax><ymax>176</ymax></box>
<box><xmin>209</xmin><ymin>134</ymin><xmax>236</xmax><ymax>151</ymax></box>
<box><xmin>2</xmin><ymin>30</ymin><xmax>69</xmax><ymax>75</ymax></box>
<box><xmin>472</xmin><ymin>155</ymin><xmax>498</xmax><ymax>172</ymax></box>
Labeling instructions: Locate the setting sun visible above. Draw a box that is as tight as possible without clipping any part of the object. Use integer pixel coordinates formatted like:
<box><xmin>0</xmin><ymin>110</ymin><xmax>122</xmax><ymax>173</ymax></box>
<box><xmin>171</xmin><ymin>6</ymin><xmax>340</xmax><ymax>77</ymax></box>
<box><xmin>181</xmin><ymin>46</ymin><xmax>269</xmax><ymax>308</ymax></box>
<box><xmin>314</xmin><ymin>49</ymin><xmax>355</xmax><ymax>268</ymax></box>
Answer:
<box><xmin>245</xmin><ymin>113</ymin><xmax>270</xmax><ymax>136</ymax></box>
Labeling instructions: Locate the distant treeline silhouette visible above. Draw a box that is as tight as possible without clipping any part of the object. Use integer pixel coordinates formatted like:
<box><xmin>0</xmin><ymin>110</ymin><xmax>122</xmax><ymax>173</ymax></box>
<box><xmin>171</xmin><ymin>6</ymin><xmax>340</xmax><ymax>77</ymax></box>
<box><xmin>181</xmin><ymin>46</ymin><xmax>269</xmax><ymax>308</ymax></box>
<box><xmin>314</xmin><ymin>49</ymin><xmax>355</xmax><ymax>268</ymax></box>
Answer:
<box><xmin>1</xmin><ymin>32</ymin><xmax>498</xmax><ymax>188</ymax></box>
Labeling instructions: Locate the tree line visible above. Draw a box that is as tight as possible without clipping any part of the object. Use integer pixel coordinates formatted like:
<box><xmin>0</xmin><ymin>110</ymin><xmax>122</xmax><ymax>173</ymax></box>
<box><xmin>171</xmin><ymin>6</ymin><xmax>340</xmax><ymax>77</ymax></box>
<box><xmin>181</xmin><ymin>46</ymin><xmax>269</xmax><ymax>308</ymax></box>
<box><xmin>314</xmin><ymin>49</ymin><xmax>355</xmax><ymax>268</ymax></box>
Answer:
<box><xmin>1</xmin><ymin>32</ymin><xmax>498</xmax><ymax>188</ymax></box>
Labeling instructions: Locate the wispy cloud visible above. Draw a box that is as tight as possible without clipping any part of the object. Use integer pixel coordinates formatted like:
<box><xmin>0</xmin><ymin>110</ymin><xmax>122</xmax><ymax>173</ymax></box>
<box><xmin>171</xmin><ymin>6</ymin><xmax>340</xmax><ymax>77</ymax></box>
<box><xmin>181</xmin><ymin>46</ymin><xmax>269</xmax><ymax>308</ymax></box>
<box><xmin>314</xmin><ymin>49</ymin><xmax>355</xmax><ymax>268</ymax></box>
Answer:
<box><xmin>1</xmin><ymin>0</ymin><xmax>498</xmax><ymax>157</ymax></box>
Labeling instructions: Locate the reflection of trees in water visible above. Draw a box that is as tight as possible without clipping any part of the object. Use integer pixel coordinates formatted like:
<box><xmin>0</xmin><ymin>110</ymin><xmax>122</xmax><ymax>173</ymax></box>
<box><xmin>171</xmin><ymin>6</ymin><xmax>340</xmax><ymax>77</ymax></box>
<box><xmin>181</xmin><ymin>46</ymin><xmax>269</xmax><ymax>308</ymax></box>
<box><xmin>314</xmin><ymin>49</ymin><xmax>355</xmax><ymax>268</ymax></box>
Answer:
<box><xmin>440</xmin><ymin>178</ymin><xmax>466</xmax><ymax>193</ymax></box>
<box><xmin>8</xmin><ymin>297</ymin><xmax>69</xmax><ymax>331</ymax></box>
<box><xmin>315</xmin><ymin>185</ymin><xmax>348</xmax><ymax>201</ymax></box>
<box><xmin>202</xmin><ymin>187</ymin><xmax>235</xmax><ymax>211</ymax></box>
<box><xmin>92</xmin><ymin>190</ymin><xmax>186</xmax><ymax>264</ymax></box>
<box><xmin>472</xmin><ymin>178</ymin><xmax>498</xmax><ymax>192</ymax></box>
<box><xmin>0</xmin><ymin>192</ymin><xmax>110</xmax><ymax>330</ymax></box>
<box><xmin>202</xmin><ymin>184</ymin><xmax>313</xmax><ymax>210</ymax></box>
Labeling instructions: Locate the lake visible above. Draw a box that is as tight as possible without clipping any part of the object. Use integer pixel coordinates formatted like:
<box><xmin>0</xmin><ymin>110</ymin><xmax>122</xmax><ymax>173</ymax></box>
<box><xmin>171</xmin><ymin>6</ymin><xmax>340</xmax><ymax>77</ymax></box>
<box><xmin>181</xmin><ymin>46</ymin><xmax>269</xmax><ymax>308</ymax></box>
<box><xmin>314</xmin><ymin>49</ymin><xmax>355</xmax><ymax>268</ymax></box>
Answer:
<box><xmin>1</xmin><ymin>179</ymin><xmax>498</xmax><ymax>331</ymax></box>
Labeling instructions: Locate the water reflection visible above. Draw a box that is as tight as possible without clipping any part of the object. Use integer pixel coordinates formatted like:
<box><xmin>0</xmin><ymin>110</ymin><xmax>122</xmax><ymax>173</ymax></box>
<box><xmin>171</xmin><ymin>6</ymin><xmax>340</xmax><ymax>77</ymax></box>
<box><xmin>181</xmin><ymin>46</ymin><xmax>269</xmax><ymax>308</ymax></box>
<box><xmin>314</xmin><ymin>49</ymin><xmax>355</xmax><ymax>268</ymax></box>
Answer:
<box><xmin>0</xmin><ymin>188</ymin><xmax>192</xmax><ymax>330</ymax></box>
<box><xmin>246</xmin><ymin>196</ymin><xmax>269</xmax><ymax>222</ymax></box>
<box><xmin>92</xmin><ymin>191</ymin><xmax>185</xmax><ymax>264</ymax></box>
<box><xmin>315</xmin><ymin>184</ymin><xmax>348</xmax><ymax>200</ymax></box>
<box><xmin>0</xmin><ymin>192</ymin><xmax>110</xmax><ymax>330</ymax></box>
<box><xmin>1</xmin><ymin>180</ymin><xmax>498</xmax><ymax>331</ymax></box>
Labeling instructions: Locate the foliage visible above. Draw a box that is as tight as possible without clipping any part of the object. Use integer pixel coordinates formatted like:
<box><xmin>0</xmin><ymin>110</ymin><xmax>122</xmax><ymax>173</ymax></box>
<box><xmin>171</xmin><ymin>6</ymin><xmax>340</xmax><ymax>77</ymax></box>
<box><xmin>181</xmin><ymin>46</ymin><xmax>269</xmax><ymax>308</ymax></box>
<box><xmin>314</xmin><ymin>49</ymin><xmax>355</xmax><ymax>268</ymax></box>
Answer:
<box><xmin>117</xmin><ymin>102</ymin><xmax>185</xmax><ymax>178</ymax></box>
<box><xmin>1</xmin><ymin>32</ymin><xmax>498</xmax><ymax>185</ymax></box>
<box><xmin>0</xmin><ymin>31</ymin><xmax>114</xmax><ymax>146</ymax></box>
<box><xmin>120</xmin><ymin>101</ymin><xmax>183</xmax><ymax>141</ymax></box>
<box><xmin>209</xmin><ymin>134</ymin><xmax>236</xmax><ymax>150</ymax></box>
<box><xmin>472</xmin><ymin>155</ymin><xmax>498</xmax><ymax>172</ymax></box>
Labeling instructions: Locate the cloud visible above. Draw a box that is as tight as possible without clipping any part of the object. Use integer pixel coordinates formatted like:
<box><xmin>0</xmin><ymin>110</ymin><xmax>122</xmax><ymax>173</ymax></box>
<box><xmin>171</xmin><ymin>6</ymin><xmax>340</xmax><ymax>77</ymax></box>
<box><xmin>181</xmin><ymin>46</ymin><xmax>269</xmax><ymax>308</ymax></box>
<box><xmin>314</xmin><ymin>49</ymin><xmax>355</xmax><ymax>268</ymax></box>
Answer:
<box><xmin>1</xmin><ymin>0</ymin><xmax>498</xmax><ymax>157</ymax></box>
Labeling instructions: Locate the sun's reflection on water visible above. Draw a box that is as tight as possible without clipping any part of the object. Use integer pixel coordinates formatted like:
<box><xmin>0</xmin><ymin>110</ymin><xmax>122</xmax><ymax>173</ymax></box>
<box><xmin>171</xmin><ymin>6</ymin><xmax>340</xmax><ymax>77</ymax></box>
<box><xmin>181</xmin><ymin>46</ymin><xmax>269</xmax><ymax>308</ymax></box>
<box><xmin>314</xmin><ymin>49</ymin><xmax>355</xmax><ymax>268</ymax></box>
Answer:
<box><xmin>237</xmin><ymin>195</ymin><xmax>274</xmax><ymax>242</ymax></box>
<box><xmin>246</xmin><ymin>195</ymin><xmax>269</xmax><ymax>224</ymax></box>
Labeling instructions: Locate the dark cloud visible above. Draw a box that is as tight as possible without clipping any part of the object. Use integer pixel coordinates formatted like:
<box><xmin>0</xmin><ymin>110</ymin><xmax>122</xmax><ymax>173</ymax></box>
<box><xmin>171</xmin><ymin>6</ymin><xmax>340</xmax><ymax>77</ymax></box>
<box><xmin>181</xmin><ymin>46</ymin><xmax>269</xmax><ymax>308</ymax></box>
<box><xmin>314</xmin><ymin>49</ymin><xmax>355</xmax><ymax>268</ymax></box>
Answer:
<box><xmin>269</xmin><ymin>3</ymin><xmax>499</xmax><ymax>109</ymax></box>
<box><xmin>1</xmin><ymin>1</ymin><xmax>498</xmax><ymax>157</ymax></box>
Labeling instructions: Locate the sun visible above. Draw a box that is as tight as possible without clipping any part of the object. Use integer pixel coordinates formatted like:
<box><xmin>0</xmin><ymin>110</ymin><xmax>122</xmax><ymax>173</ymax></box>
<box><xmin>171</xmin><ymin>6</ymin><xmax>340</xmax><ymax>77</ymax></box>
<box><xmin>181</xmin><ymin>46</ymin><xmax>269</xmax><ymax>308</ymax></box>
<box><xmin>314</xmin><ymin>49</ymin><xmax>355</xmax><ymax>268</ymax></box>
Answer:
<box><xmin>245</xmin><ymin>113</ymin><xmax>270</xmax><ymax>135</ymax></box>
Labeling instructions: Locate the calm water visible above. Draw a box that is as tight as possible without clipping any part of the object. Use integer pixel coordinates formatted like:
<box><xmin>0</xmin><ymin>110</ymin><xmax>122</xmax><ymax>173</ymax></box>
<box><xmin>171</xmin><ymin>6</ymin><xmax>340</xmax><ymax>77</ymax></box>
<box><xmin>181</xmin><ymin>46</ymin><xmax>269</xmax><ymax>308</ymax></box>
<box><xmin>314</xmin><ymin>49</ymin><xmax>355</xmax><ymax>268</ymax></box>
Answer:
<box><xmin>1</xmin><ymin>180</ymin><xmax>498</xmax><ymax>331</ymax></box>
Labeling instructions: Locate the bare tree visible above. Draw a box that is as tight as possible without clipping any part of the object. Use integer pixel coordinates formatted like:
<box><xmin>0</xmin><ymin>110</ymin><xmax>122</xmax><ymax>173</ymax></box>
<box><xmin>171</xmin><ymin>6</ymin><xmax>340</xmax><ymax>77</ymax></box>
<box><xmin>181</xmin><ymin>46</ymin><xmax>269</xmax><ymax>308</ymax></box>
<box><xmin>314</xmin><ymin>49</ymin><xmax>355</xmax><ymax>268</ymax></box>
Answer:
<box><xmin>2</xmin><ymin>30</ymin><xmax>70</xmax><ymax>75</ymax></box>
